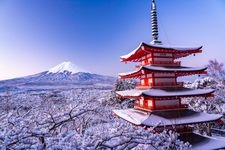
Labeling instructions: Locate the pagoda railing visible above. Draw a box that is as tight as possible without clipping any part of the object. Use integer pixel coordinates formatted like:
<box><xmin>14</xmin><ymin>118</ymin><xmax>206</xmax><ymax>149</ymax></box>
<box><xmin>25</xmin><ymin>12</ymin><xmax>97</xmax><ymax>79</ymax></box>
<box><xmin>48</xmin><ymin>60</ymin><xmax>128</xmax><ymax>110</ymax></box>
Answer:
<box><xmin>136</xmin><ymin>61</ymin><xmax>181</xmax><ymax>69</ymax></box>
<box><xmin>155</xmin><ymin>125</ymin><xmax>193</xmax><ymax>133</ymax></box>
<box><xmin>134</xmin><ymin>103</ymin><xmax>188</xmax><ymax>112</ymax></box>
<box><xmin>136</xmin><ymin>82</ymin><xmax>183</xmax><ymax>89</ymax></box>
<box><xmin>150</xmin><ymin>61</ymin><xmax>181</xmax><ymax>66</ymax></box>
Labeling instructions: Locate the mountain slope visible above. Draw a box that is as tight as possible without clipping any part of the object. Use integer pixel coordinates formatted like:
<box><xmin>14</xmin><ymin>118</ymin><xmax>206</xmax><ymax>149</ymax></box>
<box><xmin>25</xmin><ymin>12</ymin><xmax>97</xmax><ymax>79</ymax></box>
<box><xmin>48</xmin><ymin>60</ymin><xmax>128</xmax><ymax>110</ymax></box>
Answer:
<box><xmin>0</xmin><ymin>62</ymin><xmax>116</xmax><ymax>85</ymax></box>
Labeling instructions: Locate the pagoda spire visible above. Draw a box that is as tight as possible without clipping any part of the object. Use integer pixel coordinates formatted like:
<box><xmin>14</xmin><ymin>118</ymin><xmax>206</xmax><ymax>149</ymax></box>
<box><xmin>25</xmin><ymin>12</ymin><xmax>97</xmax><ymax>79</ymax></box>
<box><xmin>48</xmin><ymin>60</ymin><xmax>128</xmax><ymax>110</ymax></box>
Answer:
<box><xmin>151</xmin><ymin>0</ymin><xmax>162</xmax><ymax>45</ymax></box>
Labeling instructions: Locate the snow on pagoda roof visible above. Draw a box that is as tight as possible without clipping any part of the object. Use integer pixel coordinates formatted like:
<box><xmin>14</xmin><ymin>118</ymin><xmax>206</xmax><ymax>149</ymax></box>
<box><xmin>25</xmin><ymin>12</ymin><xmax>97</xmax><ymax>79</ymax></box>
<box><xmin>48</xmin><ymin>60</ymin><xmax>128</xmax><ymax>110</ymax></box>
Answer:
<box><xmin>179</xmin><ymin>132</ymin><xmax>225</xmax><ymax>150</ymax></box>
<box><xmin>116</xmin><ymin>87</ymin><xmax>214</xmax><ymax>98</ymax></box>
<box><xmin>142</xmin><ymin>87</ymin><xmax>214</xmax><ymax>97</ymax></box>
<box><xmin>145</xmin><ymin>42</ymin><xmax>202</xmax><ymax>51</ymax></box>
<box><xmin>119</xmin><ymin>66</ymin><xmax>207</xmax><ymax>77</ymax></box>
<box><xmin>120</xmin><ymin>42</ymin><xmax>202</xmax><ymax>62</ymax></box>
<box><xmin>113</xmin><ymin>108</ymin><xmax>222</xmax><ymax>127</ymax></box>
<box><xmin>116</xmin><ymin>89</ymin><xmax>146</xmax><ymax>97</ymax></box>
<box><xmin>143</xmin><ymin>65</ymin><xmax>207</xmax><ymax>72</ymax></box>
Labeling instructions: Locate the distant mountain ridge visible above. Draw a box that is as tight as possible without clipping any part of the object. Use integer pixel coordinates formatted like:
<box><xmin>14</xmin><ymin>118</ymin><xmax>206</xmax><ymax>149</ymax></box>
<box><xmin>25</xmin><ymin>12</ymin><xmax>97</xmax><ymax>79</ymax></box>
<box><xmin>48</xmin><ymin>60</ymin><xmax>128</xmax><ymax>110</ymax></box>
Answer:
<box><xmin>0</xmin><ymin>62</ymin><xmax>116</xmax><ymax>85</ymax></box>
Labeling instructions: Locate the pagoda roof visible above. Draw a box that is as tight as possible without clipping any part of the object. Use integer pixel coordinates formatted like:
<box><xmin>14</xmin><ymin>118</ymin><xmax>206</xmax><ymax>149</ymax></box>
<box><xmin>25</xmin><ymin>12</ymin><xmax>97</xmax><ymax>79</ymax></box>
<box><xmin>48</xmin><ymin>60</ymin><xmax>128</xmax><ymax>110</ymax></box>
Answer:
<box><xmin>116</xmin><ymin>87</ymin><xmax>214</xmax><ymax>98</ymax></box>
<box><xmin>113</xmin><ymin>108</ymin><xmax>222</xmax><ymax>127</ymax></box>
<box><xmin>179</xmin><ymin>133</ymin><xmax>225</xmax><ymax>150</ymax></box>
<box><xmin>120</xmin><ymin>42</ymin><xmax>202</xmax><ymax>62</ymax></box>
<box><xmin>119</xmin><ymin>66</ymin><xmax>207</xmax><ymax>79</ymax></box>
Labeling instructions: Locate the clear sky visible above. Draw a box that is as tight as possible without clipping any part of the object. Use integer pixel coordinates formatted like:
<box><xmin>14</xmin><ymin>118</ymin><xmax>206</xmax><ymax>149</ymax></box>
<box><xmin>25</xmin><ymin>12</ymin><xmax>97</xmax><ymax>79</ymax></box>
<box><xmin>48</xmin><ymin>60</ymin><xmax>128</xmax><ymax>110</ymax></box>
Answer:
<box><xmin>0</xmin><ymin>0</ymin><xmax>225</xmax><ymax>80</ymax></box>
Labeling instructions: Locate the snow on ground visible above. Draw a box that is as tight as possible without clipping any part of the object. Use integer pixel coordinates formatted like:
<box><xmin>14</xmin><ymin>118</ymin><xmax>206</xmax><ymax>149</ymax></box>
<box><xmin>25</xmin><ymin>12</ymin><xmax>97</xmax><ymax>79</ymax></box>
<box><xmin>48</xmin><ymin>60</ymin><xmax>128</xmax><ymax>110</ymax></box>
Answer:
<box><xmin>0</xmin><ymin>83</ymin><xmax>190</xmax><ymax>149</ymax></box>
<box><xmin>1</xmin><ymin>72</ymin><xmax>225</xmax><ymax>149</ymax></box>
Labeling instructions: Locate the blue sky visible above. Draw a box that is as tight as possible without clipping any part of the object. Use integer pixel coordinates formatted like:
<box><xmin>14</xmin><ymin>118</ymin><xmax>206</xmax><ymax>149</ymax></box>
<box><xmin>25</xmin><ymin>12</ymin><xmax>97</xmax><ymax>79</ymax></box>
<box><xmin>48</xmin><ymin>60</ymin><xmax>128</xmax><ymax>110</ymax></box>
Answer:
<box><xmin>0</xmin><ymin>0</ymin><xmax>225</xmax><ymax>80</ymax></box>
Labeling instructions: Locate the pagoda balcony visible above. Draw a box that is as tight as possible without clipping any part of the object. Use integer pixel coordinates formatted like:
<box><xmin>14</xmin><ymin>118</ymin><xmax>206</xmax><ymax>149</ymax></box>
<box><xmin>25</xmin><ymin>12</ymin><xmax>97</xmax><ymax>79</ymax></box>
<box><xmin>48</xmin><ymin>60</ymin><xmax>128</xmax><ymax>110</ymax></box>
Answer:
<box><xmin>134</xmin><ymin>103</ymin><xmax>188</xmax><ymax>112</ymax></box>
<box><xmin>136</xmin><ymin>82</ymin><xmax>184</xmax><ymax>89</ymax></box>
<box><xmin>155</xmin><ymin>125</ymin><xmax>193</xmax><ymax>133</ymax></box>
<box><xmin>136</xmin><ymin>61</ymin><xmax>181</xmax><ymax>69</ymax></box>
<box><xmin>151</xmin><ymin>61</ymin><xmax>181</xmax><ymax>66</ymax></box>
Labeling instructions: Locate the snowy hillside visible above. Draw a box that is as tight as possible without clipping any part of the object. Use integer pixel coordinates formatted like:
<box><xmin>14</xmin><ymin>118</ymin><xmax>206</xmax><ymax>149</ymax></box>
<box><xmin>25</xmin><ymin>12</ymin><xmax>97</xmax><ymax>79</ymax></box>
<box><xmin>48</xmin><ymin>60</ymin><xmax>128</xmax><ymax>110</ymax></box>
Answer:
<box><xmin>0</xmin><ymin>79</ymin><xmax>190</xmax><ymax>149</ymax></box>
<box><xmin>0</xmin><ymin>62</ymin><xmax>116</xmax><ymax>85</ymax></box>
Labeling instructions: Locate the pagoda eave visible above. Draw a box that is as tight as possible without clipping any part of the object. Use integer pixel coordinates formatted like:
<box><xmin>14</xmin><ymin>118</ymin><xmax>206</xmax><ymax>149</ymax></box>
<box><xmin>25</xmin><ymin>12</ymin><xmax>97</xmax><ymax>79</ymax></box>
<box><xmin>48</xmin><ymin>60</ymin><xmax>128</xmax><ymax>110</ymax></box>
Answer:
<box><xmin>116</xmin><ymin>88</ymin><xmax>215</xmax><ymax>99</ymax></box>
<box><xmin>117</xmin><ymin>93</ymin><xmax>214</xmax><ymax>99</ymax></box>
<box><xmin>142</xmin><ymin>93</ymin><xmax>214</xmax><ymax>99</ymax></box>
<box><xmin>120</xmin><ymin>42</ymin><xmax>203</xmax><ymax>62</ymax></box>
<box><xmin>116</xmin><ymin>89</ymin><xmax>145</xmax><ymax>98</ymax></box>
<box><xmin>143</xmin><ymin>43</ymin><xmax>202</xmax><ymax>54</ymax></box>
<box><xmin>116</xmin><ymin>94</ymin><xmax>138</xmax><ymax>99</ymax></box>
<box><xmin>113</xmin><ymin>108</ymin><xmax>222</xmax><ymax>127</ymax></box>
<box><xmin>119</xmin><ymin>71</ymin><xmax>207</xmax><ymax>79</ymax></box>
<box><xmin>179</xmin><ymin>133</ymin><xmax>225</xmax><ymax>150</ymax></box>
<box><xmin>119</xmin><ymin>66</ymin><xmax>207</xmax><ymax>79</ymax></box>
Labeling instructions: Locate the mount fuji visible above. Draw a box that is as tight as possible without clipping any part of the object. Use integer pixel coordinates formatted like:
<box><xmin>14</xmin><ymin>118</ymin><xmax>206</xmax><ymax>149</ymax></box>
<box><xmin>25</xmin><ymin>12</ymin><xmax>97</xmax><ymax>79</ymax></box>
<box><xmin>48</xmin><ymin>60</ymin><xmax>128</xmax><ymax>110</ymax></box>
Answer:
<box><xmin>47</xmin><ymin>61</ymin><xmax>87</xmax><ymax>74</ymax></box>
<box><xmin>0</xmin><ymin>62</ymin><xmax>116</xmax><ymax>85</ymax></box>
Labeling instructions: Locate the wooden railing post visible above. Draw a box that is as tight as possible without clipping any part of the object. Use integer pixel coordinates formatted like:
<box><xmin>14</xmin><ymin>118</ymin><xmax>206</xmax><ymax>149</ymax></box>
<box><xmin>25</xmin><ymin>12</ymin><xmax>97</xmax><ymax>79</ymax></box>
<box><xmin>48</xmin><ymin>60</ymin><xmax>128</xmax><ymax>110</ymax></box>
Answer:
<box><xmin>206</xmin><ymin>123</ymin><xmax>212</xmax><ymax>136</ymax></box>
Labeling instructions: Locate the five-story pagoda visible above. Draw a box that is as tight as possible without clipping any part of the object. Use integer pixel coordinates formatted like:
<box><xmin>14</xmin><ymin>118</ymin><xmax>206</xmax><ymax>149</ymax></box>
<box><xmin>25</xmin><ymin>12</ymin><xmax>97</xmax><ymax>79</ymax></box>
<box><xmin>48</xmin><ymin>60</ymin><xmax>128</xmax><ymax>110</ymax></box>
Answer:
<box><xmin>113</xmin><ymin>0</ymin><xmax>225</xmax><ymax>149</ymax></box>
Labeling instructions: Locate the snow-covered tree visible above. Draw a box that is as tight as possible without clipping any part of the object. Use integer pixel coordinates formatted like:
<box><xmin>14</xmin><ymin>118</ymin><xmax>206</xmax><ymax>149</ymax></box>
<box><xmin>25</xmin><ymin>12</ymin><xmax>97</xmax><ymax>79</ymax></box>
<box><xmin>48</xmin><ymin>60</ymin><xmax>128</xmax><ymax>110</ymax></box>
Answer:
<box><xmin>0</xmin><ymin>85</ymin><xmax>192</xmax><ymax>149</ymax></box>
<box><xmin>114</xmin><ymin>79</ymin><xmax>136</xmax><ymax>91</ymax></box>
<box><xmin>102</xmin><ymin>79</ymin><xmax>136</xmax><ymax>108</ymax></box>
<box><xmin>207</xmin><ymin>59</ymin><xmax>225</xmax><ymax>81</ymax></box>
<box><xmin>184</xmin><ymin>76</ymin><xmax>225</xmax><ymax>114</ymax></box>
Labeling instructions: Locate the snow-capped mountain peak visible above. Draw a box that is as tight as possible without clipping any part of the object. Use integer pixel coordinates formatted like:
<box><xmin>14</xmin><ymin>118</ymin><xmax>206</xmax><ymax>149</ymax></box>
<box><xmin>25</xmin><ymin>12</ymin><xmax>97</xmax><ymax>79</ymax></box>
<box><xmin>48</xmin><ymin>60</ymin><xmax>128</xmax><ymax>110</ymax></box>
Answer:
<box><xmin>47</xmin><ymin>61</ymin><xmax>86</xmax><ymax>74</ymax></box>
<box><xmin>0</xmin><ymin>61</ymin><xmax>116</xmax><ymax>85</ymax></box>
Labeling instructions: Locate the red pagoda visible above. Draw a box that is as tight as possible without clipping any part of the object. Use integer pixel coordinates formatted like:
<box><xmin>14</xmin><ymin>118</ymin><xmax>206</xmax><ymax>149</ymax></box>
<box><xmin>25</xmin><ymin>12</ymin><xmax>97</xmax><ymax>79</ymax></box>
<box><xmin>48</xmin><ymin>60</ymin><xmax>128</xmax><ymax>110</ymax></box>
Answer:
<box><xmin>113</xmin><ymin>0</ymin><xmax>225</xmax><ymax>149</ymax></box>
